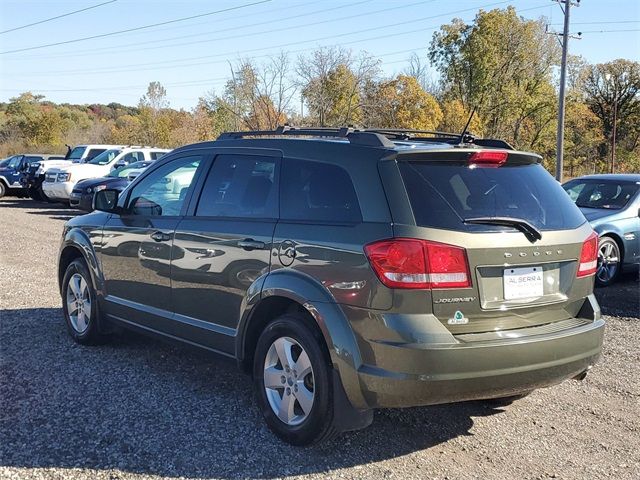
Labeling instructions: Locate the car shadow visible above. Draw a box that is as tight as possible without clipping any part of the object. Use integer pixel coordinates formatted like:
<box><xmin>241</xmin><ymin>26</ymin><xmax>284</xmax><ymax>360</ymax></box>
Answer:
<box><xmin>594</xmin><ymin>271</ymin><xmax>640</xmax><ymax>318</ymax></box>
<box><xmin>0</xmin><ymin>307</ymin><xmax>504</xmax><ymax>479</ymax></box>
<box><xmin>0</xmin><ymin>199</ymin><xmax>84</xmax><ymax>220</ymax></box>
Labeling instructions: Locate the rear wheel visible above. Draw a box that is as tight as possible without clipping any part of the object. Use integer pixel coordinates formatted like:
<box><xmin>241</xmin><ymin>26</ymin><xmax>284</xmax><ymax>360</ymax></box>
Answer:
<box><xmin>596</xmin><ymin>236</ymin><xmax>621</xmax><ymax>287</ymax></box>
<box><xmin>253</xmin><ymin>313</ymin><xmax>336</xmax><ymax>445</ymax></box>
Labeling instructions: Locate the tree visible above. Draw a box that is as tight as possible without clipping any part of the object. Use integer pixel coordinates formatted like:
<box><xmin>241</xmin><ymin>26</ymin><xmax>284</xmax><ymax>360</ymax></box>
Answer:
<box><xmin>429</xmin><ymin>7</ymin><xmax>559</xmax><ymax>151</ymax></box>
<box><xmin>140</xmin><ymin>81</ymin><xmax>168</xmax><ymax>112</ymax></box>
<box><xmin>581</xmin><ymin>59</ymin><xmax>640</xmax><ymax>171</ymax></box>
<box><xmin>363</xmin><ymin>75</ymin><xmax>442</xmax><ymax>130</ymax></box>
<box><xmin>298</xmin><ymin>47</ymin><xmax>380</xmax><ymax>126</ymax></box>
<box><xmin>223</xmin><ymin>54</ymin><xmax>295</xmax><ymax>130</ymax></box>
<box><xmin>438</xmin><ymin>99</ymin><xmax>484</xmax><ymax>135</ymax></box>
<box><xmin>564</xmin><ymin>101</ymin><xmax>605</xmax><ymax>177</ymax></box>
<box><xmin>138</xmin><ymin>81</ymin><xmax>171</xmax><ymax>145</ymax></box>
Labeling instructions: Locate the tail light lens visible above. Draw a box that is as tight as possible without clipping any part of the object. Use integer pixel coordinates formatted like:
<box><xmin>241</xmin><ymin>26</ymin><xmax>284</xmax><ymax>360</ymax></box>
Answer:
<box><xmin>577</xmin><ymin>232</ymin><xmax>598</xmax><ymax>277</ymax></box>
<box><xmin>364</xmin><ymin>238</ymin><xmax>471</xmax><ymax>289</ymax></box>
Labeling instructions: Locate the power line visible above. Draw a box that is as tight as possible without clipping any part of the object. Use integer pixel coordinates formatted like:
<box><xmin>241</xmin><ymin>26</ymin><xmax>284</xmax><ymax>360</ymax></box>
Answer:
<box><xmin>0</xmin><ymin>0</ymin><xmax>272</xmax><ymax>55</ymax></box>
<box><xmin>5</xmin><ymin>0</ymin><xmax>434</xmax><ymax>62</ymax></box>
<box><xmin>31</xmin><ymin>0</ymin><xmax>381</xmax><ymax>59</ymax></box>
<box><xmin>0</xmin><ymin>0</ymin><xmax>118</xmax><ymax>35</ymax></box>
<box><xmin>578</xmin><ymin>29</ymin><xmax>640</xmax><ymax>33</ymax></box>
<box><xmin>0</xmin><ymin>48</ymin><xmax>423</xmax><ymax>94</ymax></box>
<box><xmin>549</xmin><ymin>20</ymin><xmax>640</xmax><ymax>25</ymax></box>
<box><xmin>7</xmin><ymin>0</ymin><xmax>545</xmax><ymax>77</ymax></box>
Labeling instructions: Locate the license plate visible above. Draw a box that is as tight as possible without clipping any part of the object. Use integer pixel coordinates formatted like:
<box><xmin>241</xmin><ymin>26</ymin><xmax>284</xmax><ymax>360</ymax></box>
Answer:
<box><xmin>504</xmin><ymin>266</ymin><xmax>544</xmax><ymax>300</ymax></box>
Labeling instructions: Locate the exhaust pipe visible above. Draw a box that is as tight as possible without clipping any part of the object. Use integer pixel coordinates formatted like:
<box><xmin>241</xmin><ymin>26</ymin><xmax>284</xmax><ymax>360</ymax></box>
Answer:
<box><xmin>573</xmin><ymin>366</ymin><xmax>592</xmax><ymax>381</ymax></box>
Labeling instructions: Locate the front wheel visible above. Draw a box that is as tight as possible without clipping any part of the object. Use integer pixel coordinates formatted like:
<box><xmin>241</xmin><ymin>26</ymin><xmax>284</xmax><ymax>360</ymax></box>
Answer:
<box><xmin>61</xmin><ymin>259</ymin><xmax>108</xmax><ymax>345</ymax></box>
<box><xmin>0</xmin><ymin>182</ymin><xmax>6</xmax><ymax>198</ymax></box>
<box><xmin>39</xmin><ymin>186</ymin><xmax>54</xmax><ymax>203</ymax></box>
<box><xmin>596</xmin><ymin>236</ymin><xmax>621</xmax><ymax>287</ymax></box>
<box><xmin>253</xmin><ymin>314</ymin><xmax>336</xmax><ymax>446</ymax></box>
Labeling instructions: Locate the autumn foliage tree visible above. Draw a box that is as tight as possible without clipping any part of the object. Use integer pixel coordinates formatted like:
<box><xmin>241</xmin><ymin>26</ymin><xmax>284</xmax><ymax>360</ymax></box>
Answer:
<box><xmin>363</xmin><ymin>75</ymin><xmax>442</xmax><ymax>130</ymax></box>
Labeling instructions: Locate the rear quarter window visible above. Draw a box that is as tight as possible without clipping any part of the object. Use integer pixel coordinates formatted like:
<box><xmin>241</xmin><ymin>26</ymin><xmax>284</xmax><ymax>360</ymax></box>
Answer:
<box><xmin>398</xmin><ymin>161</ymin><xmax>585</xmax><ymax>232</ymax></box>
<box><xmin>280</xmin><ymin>159</ymin><xmax>362</xmax><ymax>223</ymax></box>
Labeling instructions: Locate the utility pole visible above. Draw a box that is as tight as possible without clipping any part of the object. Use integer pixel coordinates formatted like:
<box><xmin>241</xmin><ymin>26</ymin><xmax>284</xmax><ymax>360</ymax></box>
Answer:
<box><xmin>611</xmin><ymin>96</ymin><xmax>617</xmax><ymax>173</ymax></box>
<box><xmin>551</xmin><ymin>0</ymin><xmax>580</xmax><ymax>182</ymax></box>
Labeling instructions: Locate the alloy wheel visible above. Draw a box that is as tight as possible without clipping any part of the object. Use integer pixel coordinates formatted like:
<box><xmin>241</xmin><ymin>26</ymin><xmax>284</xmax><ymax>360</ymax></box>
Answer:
<box><xmin>596</xmin><ymin>239</ymin><xmax>620</xmax><ymax>284</ymax></box>
<box><xmin>263</xmin><ymin>336</ymin><xmax>315</xmax><ymax>426</ymax></box>
<box><xmin>66</xmin><ymin>273</ymin><xmax>92</xmax><ymax>334</ymax></box>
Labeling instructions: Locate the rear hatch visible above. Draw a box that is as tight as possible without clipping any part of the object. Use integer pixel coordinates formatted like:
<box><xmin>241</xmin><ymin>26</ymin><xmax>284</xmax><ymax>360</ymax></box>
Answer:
<box><xmin>382</xmin><ymin>149</ymin><xmax>597</xmax><ymax>334</ymax></box>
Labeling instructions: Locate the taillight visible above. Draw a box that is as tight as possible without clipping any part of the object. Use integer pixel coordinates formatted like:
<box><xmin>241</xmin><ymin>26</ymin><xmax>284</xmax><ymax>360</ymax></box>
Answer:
<box><xmin>364</xmin><ymin>238</ymin><xmax>471</xmax><ymax>289</ymax></box>
<box><xmin>468</xmin><ymin>150</ymin><xmax>508</xmax><ymax>167</ymax></box>
<box><xmin>577</xmin><ymin>232</ymin><xmax>598</xmax><ymax>277</ymax></box>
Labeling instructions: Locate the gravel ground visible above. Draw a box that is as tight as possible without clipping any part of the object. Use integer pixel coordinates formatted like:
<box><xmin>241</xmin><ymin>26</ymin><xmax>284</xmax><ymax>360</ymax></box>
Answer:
<box><xmin>1</xmin><ymin>197</ymin><xmax>639</xmax><ymax>480</ymax></box>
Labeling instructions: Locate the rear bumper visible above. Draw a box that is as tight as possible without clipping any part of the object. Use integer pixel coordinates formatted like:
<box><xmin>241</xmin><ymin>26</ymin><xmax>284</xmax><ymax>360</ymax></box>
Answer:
<box><xmin>42</xmin><ymin>181</ymin><xmax>73</xmax><ymax>201</ymax></box>
<box><xmin>355</xmin><ymin>308</ymin><xmax>604</xmax><ymax>409</ymax></box>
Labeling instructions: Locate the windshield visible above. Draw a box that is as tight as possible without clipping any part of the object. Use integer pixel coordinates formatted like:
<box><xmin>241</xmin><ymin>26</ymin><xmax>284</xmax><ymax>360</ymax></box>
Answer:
<box><xmin>108</xmin><ymin>161</ymin><xmax>150</xmax><ymax>178</ymax></box>
<box><xmin>88</xmin><ymin>149</ymin><xmax>122</xmax><ymax>165</ymax></box>
<box><xmin>68</xmin><ymin>146</ymin><xmax>86</xmax><ymax>160</ymax></box>
<box><xmin>563</xmin><ymin>179</ymin><xmax>640</xmax><ymax>210</ymax></box>
<box><xmin>399</xmin><ymin>161</ymin><xmax>586</xmax><ymax>232</ymax></box>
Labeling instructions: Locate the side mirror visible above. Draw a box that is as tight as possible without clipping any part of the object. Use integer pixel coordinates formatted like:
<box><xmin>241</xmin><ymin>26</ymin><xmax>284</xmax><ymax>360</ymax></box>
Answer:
<box><xmin>93</xmin><ymin>189</ymin><xmax>120</xmax><ymax>213</ymax></box>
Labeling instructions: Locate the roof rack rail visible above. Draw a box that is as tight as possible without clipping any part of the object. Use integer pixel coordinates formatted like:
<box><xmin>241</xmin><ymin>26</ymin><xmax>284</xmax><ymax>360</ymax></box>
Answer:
<box><xmin>364</xmin><ymin>128</ymin><xmax>514</xmax><ymax>150</ymax></box>
<box><xmin>217</xmin><ymin>125</ymin><xmax>396</xmax><ymax>148</ymax></box>
<box><xmin>217</xmin><ymin>125</ymin><xmax>514</xmax><ymax>150</ymax></box>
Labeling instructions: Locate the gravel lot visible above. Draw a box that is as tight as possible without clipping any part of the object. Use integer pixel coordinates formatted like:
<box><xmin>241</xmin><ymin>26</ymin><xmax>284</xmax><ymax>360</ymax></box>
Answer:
<box><xmin>1</xmin><ymin>197</ymin><xmax>639</xmax><ymax>480</ymax></box>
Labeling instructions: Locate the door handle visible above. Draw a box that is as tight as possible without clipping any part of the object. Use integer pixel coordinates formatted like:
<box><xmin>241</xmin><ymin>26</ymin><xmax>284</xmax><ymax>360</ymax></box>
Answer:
<box><xmin>237</xmin><ymin>239</ymin><xmax>266</xmax><ymax>251</ymax></box>
<box><xmin>150</xmin><ymin>231</ymin><xmax>172</xmax><ymax>242</ymax></box>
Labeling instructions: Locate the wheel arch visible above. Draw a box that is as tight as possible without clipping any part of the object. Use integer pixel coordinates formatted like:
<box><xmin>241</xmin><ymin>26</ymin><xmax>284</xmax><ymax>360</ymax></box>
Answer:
<box><xmin>58</xmin><ymin>228</ymin><xmax>104</xmax><ymax>296</ymax></box>
<box><xmin>237</xmin><ymin>269</ymin><xmax>368</xmax><ymax>409</ymax></box>
<box><xmin>597</xmin><ymin>230</ymin><xmax>625</xmax><ymax>262</ymax></box>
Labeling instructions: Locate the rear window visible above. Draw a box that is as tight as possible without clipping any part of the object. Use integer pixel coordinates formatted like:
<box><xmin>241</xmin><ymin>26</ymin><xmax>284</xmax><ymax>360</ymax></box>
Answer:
<box><xmin>68</xmin><ymin>146</ymin><xmax>86</xmax><ymax>160</ymax></box>
<box><xmin>398</xmin><ymin>162</ymin><xmax>585</xmax><ymax>232</ymax></box>
<box><xmin>563</xmin><ymin>179</ymin><xmax>639</xmax><ymax>210</ymax></box>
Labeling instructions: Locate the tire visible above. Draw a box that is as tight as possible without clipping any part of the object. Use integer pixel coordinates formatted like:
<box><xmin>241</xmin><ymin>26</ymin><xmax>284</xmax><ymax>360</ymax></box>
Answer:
<box><xmin>596</xmin><ymin>236</ymin><xmax>621</xmax><ymax>287</ymax></box>
<box><xmin>253</xmin><ymin>313</ymin><xmax>337</xmax><ymax>446</ymax></box>
<box><xmin>0</xmin><ymin>182</ymin><xmax>6</xmax><ymax>198</ymax></box>
<box><xmin>28</xmin><ymin>187</ymin><xmax>43</xmax><ymax>201</ymax></box>
<box><xmin>61</xmin><ymin>258</ymin><xmax>108</xmax><ymax>345</ymax></box>
<box><xmin>39</xmin><ymin>186</ymin><xmax>54</xmax><ymax>203</ymax></box>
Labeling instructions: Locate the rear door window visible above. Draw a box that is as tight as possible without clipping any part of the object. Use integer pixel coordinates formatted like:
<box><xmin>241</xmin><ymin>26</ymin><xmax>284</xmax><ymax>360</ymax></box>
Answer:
<box><xmin>398</xmin><ymin>161</ymin><xmax>585</xmax><ymax>232</ymax></box>
<box><xmin>280</xmin><ymin>159</ymin><xmax>362</xmax><ymax>223</ymax></box>
<box><xmin>195</xmin><ymin>154</ymin><xmax>278</xmax><ymax>219</ymax></box>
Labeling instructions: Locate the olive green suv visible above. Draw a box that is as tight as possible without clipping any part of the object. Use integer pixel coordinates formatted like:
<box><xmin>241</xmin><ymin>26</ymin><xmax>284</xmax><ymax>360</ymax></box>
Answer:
<box><xmin>57</xmin><ymin>127</ymin><xmax>604</xmax><ymax>445</ymax></box>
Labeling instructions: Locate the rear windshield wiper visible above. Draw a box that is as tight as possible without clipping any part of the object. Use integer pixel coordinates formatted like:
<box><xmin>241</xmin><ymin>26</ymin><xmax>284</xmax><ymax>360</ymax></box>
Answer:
<box><xmin>463</xmin><ymin>216</ymin><xmax>543</xmax><ymax>242</ymax></box>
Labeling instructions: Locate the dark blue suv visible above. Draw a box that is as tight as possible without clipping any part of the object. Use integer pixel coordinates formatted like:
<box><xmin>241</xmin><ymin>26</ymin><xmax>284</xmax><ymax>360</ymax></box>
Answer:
<box><xmin>0</xmin><ymin>154</ymin><xmax>65</xmax><ymax>199</ymax></box>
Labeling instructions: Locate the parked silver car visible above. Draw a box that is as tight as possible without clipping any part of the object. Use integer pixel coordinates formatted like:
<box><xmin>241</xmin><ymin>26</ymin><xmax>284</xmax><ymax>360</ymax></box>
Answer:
<box><xmin>563</xmin><ymin>174</ymin><xmax>640</xmax><ymax>286</ymax></box>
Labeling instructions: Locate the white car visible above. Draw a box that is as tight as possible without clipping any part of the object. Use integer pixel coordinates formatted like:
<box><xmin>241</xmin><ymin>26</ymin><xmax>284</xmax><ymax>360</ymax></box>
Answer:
<box><xmin>33</xmin><ymin>144</ymin><xmax>126</xmax><ymax>182</ymax></box>
<box><xmin>42</xmin><ymin>147</ymin><xmax>170</xmax><ymax>202</ymax></box>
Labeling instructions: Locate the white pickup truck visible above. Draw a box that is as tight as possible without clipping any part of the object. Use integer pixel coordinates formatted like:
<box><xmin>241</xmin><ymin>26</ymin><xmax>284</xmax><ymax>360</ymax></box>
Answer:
<box><xmin>43</xmin><ymin>146</ymin><xmax>170</xmax><ymax>203</ymax></box>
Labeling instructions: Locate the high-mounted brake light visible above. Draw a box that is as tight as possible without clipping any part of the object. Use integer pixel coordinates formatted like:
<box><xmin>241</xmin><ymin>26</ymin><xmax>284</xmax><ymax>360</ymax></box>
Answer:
<box><xmin>577</xmin><ymin>231</ymin><xmax>598</xmax><ymax>277</ymax></box>
<box><xmin>468</xmin><ymin>150</ymin><xmax>508</xmax><ymax>167</ymax></box>
<box><xmin>364</xmin><ymin>238</ymin><xmax>471</xmax><ymax>289</ymax></box>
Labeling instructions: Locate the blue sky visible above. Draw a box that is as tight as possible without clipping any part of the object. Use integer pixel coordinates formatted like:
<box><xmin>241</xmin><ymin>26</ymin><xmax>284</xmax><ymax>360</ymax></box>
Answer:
<box><xmin>1</xmin><ymin>0</ymin><xmax>638</xmax><ymax>110</ymax></box>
